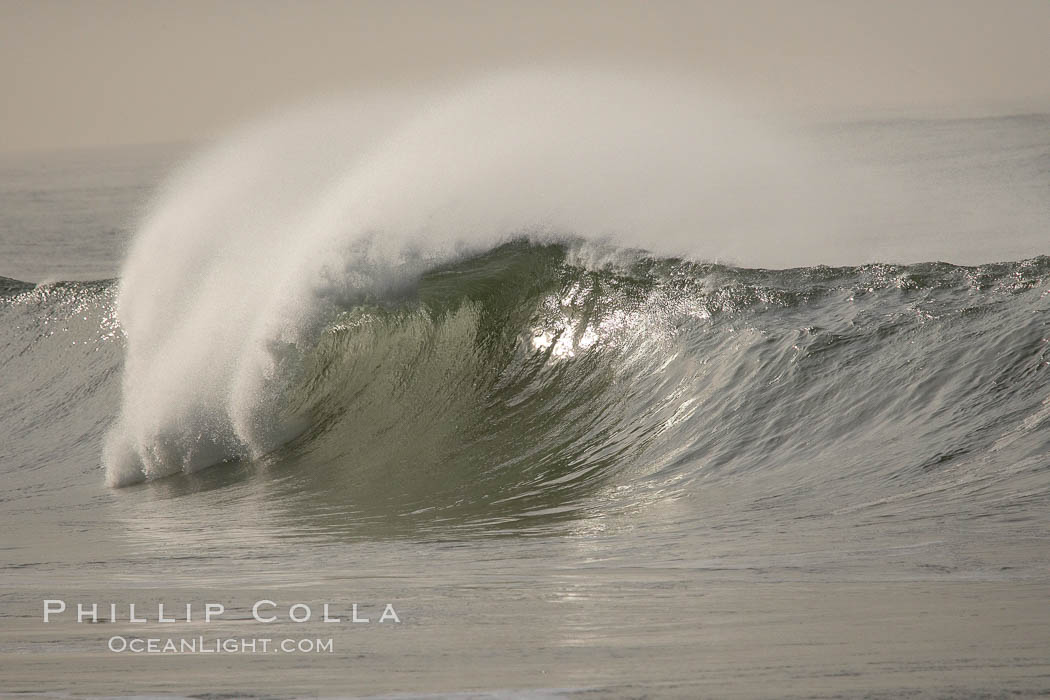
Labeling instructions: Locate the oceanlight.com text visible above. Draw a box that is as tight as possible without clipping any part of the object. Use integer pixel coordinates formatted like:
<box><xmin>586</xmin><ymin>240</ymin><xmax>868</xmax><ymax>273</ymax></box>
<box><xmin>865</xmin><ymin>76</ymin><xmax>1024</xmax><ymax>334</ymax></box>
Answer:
<box><xmin>107</xmin><ymin>636</ymin><xmax>335</xmax><ymax>654</ymax></box>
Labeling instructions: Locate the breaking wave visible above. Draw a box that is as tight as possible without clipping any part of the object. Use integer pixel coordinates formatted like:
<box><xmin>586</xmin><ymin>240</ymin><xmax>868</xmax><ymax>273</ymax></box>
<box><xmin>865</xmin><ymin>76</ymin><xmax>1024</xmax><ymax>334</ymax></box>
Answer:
<box><xmin>98</xmin><ymin>70</ymin><xmax>850</xmax><ymax>487</ymax></box>
<box><xmin>3</xmin><ymin>71</ymin><xmax>1042</xmax><ymax>531</ymax></box>
<box><xmin>2</xmin><ymin>242</ymin><xmax>1048</xmax><ymax>535</ymax></box>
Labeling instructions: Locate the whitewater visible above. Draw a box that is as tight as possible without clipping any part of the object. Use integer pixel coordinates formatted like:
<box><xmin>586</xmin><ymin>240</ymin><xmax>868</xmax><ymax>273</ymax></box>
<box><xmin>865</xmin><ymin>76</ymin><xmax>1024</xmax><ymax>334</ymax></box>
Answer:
<box><xmin>2</xmin><ymin>72</ymin><xmax>1049</xmax><ymax>697</ymax></box>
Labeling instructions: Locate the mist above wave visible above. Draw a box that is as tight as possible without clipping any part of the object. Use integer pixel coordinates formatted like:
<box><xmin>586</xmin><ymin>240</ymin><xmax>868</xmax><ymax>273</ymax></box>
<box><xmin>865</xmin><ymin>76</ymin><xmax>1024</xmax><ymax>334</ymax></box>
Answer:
<box><xmin>101</xmin><ymin>70</ymin><xmax>870</xmax><ymax>486</ymax></box>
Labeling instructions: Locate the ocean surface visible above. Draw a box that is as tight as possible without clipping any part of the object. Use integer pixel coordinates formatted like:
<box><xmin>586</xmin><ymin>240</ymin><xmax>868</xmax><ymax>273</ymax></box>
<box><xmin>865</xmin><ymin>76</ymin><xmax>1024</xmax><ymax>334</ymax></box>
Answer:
<box><xmin>1</xmin><ymin>89</ymin><xmax>1049</xmax><ymax>697</ymax></box>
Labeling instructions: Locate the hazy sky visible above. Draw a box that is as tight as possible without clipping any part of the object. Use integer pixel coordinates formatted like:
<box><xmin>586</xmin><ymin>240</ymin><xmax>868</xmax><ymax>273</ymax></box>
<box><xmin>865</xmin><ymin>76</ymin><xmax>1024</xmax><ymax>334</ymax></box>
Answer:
<box><xmin>3</xmin><ymin>0</ymin><xmax>1050</xmax><ymax>151</ymax></box>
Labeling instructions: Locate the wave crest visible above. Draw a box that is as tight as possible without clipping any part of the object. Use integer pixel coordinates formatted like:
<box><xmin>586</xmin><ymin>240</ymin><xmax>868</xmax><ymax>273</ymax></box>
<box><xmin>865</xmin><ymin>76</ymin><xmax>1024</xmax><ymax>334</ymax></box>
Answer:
<box><xmin>103</xmin><ymin>70</ymin><xmax>842</xmax><ymax>486</ymax></box>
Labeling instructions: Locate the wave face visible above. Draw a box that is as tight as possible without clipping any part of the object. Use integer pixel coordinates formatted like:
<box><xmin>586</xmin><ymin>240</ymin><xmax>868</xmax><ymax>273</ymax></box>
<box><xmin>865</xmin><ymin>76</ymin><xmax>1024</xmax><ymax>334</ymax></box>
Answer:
<box><xmin>3</xmin><ymin>246</ymin><xmax>1050</xmax><ymax>535</ymax></box>
<box><xmin>221</xmin><ymin>246</ymin><xmax>1050</xmax><ymax>533</ymax></box>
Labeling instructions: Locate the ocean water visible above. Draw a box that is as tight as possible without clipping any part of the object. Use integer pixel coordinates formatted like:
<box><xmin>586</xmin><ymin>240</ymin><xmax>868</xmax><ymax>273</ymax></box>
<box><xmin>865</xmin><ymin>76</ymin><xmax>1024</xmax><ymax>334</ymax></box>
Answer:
<box><xmin>1</xmin><ymin>77</ymin><xmax>1049</xmax><ymax>698</ymax></box>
